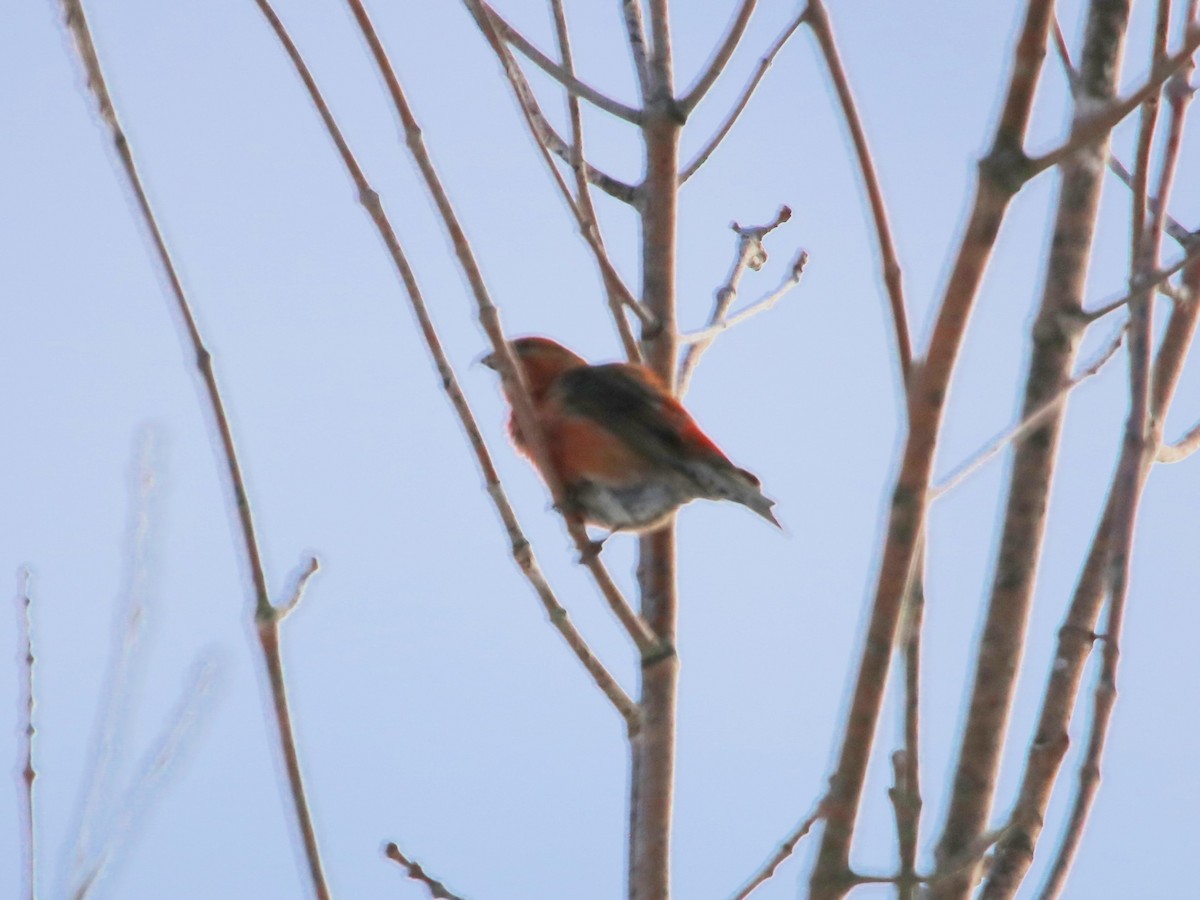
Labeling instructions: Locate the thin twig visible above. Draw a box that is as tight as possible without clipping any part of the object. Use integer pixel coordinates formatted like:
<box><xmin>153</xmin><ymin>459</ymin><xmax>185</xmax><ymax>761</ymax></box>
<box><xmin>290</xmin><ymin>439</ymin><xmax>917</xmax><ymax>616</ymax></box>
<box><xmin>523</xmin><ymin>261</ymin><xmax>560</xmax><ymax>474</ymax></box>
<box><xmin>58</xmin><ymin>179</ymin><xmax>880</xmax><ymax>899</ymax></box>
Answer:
<box><xmin>929</xmin><ymin>5</ymin><xmax>1136</xmax><ymax>892</ymax></box>
<box><xmin>1027</xmin><ymin>22</ymin><xmax>1200</xmax><ymax>176</ymax></box>
<box><xmin>621</xmin><ymin>0</ymin><xmax>652</xmax><ymax>101</ymax></box>
<box><xmin>729</xmin><ymin>797</ymin><xmax>826</xmax><ymax>900</ymax></box>
<box><xmin>677</xmin><ymin>206</ymin><xmax>794</xmax><ymax>393</ymax></box>
<box><xmin>646</xmin><ymin>0</ymin><xmax>674</xmax><ymax>99</ymax></box>
<box><xmin>1147</xmin><ymin>33</ymin><xmax>1192</xmax><ymax>256</ymax></box>
<box><xmin>67</xmin><ymin>432</ymin><xmax>157</xmax><ymax>890</ymax></box>
<box><xmin>931</xmin><ymin>323</ymin><xmax>1127</xmax><ymax>499</ymax></box>
<box><xmin>983</xmin><ymin>268</ymin><xmax>1200</xmax><ymax>898</ymax></box>
<box><xmin>680</xmin><ymin>9</ymin><xmax>807</xmax><ymax>183</ymax></box>
<box><xmin>464</xmin><ymin>0</ymin><xmax>658</xmax><ymax>338</ymax></box>
<box><xmin>73</xmin><ymin>659</ymin><xmax>218</xmax><ymax>900</ymax></box>
<box><xmin>1157</xmin><ymin>418</ymin><xmax>1200</xmax><ymax>462</ymax></box>
<box><xmin>1053</xmin><ymin>18</ymin><xmax>1196</xmax><ymax>250</ymax></box>
<box><xmin>277</xmin><ymin>556</ymin><xmax>320</xmax><ymax>620</ymax></box>
<box><xmin>809</xmin><ymin>4</ymin><xmax>1057</xmax><ymax>895</ymax></box>
<box><xmin>254</xmin><ymin>0</ymin><xmax>643</xmax><ymax>724</ymax></box>
<box><xmin>547</xmin><ymin>0</ymin><xmax>641</xmax><ymax>362</ymax></box>
<box><xmin>806</xmin><ymin>0</ymin><xmax>912</xmax><ymax>382</ymax></box>
<box><xmin>480</xmin><ymin>2</ymin><xmax>642</xmax><ymax>123</ymax></box>
<box><xmin>1082</xmin><ymin>241</ymin><xmax>1200</xmax><ymax>320</ymax></box>
<box><xmin>384</xmin><ymin>843</ymin><xmax>467</xmax><ymax>900</ymax></box>
<box><xmin>892</xmin><ymin>561</ymin><xmax>925</xmax><ymax>899</ymax></box>
<box><xmin>1037</xmin><ymin>6</ymin><xmax>1176</xmax><ymax>893</ymax></box>
<box><xmin>542</xmin><ymin>132</ymin><xmax>640</xmax><ymax>204</ymax></box>
<box><xmin>678</xmin><ymin>0</ymin><xmax>757</xmax><ymax>114</ymax></box>
<box><xmin>63</xmin><ymin>4</ymin><xmax>346</xmax><ymax>892</ymax></box>
<box><xmin>336</xmin><ymin>0</ymin><xmax>658</xmax><ymax>660</ymax></box>
<box><xmin>16</xmin><ymin>568</ymin><xmax>35</xmax><ymax>900</ymax></box>
<box><xmin>678</xmin><ymin>248</ymin><xmax>808</xmax><ymax>347</ymax></box>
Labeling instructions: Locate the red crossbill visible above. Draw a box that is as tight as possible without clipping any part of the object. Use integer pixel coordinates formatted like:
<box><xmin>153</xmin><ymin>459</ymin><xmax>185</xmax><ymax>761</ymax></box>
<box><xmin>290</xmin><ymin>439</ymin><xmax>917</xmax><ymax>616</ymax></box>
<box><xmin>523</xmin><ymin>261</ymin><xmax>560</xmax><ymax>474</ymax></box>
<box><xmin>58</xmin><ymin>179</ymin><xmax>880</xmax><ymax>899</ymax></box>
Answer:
<box><xmin>483</xmin><ymin>336</ymin><xmax>780</xmax><ymax>533</ymax></box>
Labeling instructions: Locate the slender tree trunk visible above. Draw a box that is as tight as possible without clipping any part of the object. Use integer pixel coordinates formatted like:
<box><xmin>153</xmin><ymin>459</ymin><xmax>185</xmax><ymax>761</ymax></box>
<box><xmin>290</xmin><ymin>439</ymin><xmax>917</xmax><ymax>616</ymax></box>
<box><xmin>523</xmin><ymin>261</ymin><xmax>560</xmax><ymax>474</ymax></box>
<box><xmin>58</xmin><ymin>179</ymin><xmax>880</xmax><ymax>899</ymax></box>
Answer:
<box><xmin>930</xmin><ymin>4</ymin><xmax>1132</xmax><ymax>896</ymax></box>
<box><xmin>628</xmin><ymin>25</ymin><xmax>682</xmax><ymax>892</ymax></box>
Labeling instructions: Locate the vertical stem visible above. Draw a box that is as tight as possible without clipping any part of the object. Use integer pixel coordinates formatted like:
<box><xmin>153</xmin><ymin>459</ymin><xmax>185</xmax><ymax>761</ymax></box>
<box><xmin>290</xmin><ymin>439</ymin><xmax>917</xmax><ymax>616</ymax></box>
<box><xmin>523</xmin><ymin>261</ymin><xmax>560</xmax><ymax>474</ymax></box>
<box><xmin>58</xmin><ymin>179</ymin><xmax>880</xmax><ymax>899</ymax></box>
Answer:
<box><xmin>61</xmin><ymin>4</ymin><xmax>330</xmax><ymax>895</ymax></box>
<box><xmin>929</xmin><ymin>4</ymin><xmax>1131</xmax><ymax>896</ymax></box>
<box><xmin>809</xmin><ymin>4</ymin><xmax>1056</xmax><ymax>895</ymax></box>
<box><xmin>629</xmin><ymin>4</ymin><xmax>681</xmax><ymax>897</ymax></box>
<box><xmin>893</xmin><ymin>566</ymin><xmax>924</xmax><ymax>900</ymax></box>
<box><xmin>16</xmin><ymin>569</ymin><xmax>36</xmax><ymax>900</ymax></box>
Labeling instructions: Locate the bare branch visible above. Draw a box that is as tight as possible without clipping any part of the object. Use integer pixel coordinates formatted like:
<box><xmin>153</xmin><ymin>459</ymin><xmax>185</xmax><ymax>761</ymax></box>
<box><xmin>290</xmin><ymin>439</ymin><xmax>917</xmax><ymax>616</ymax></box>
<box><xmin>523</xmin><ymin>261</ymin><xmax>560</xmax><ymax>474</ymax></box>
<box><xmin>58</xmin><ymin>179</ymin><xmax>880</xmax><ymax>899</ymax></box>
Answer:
<box><xmin>892</xmin><ymin>563</ymin><xmax>926</xmax><ymax>899</ymax></box>
<box><xmin>677</xmin><ymin>206</ymin><xmax>794</xmax><ymax>392</ymax></box>
<box><xmin>16</xmin><ymin>568</ymin><xmax>35</xmax><ymax>900</ymax></box>
<box><xmin>729</xmin><ymin>796</ymin><xmax>826</xmax><ymax>900</ymax></box>
<box><xmin>548</xmin><ymin>0</ymin><xmax>641</xmax><ymax>362</ymax></box>
<box><xmin>629</xmin><ymin>6</ymin><xmax>683</xmax><ymax>899</ymax></box>
<box><xmin>679</xmin><ymin>0</ymin><xmax>757</xmax><ymax>114</ymax></box>
<box><xmin>1027</xmin><ymin>23</ymin><xmax>1200</xmax><ymax>176</ymax></box>
<box><xmin>66</xmin><ymin>432</ymin><xmax>158</xmax><ymax>890</ymax></box>
<box><xmin>464</xmin><ymin>0</ymin><xmax>658</xmax><ymax>339</ymax></box>
<box><xmin>983</xmin><ymin>266</ymin><xmax>1200</xmax><ymax>898</ymax></box>
<box><xmin>681</xmin><ymin>9</ymin><xmax>807</xmax><ymax>183</ymax></box>
<box><xmin>460</xmin><ymin>5</ymin><xmax>644</xmax><ymax>207</ymax></box>
<box><xmin>335</xmin><ymin>0</ymin><xmax>658</xmax><ymax>661</ymax></box>
<box><xmin>621</xmin><ymin>0</ymin><xmax>652</xmax><ymax>101</ymax></box>
<box><xmin>256</xmin><ymin>0</ymin><xmax>646</xmax><ymax>721</ymax></box>
<box><xmin>385</xmin><ymin>843</ymin><xmax>467</xmax><ymax>900</ymax></box>
<box><xmin>1147</xmin><ymin>37</ymin><xmax>1194</xmax><ymax>255</ymax></box>
<box><xmin>678</xmin><ymin>248</ymin><xmax>807</xmax><ymax>349</ymax></box>
<box><xmin>1158</xmin><ymin>418</ymin><xmax>1200</xmax><ymax>462</ymax></box>
<box><xmin>930</xmin><ymin>323</ymin><xmax>1126</xmax><ymax>499</ymax></box>
<box><xmin>928</xmin><ymin>5</ymin><xmax>1135</xmax><ymax>893</ymax></box>
<box><xmin>646</xmin><ymin>0</ymin><xmax>675</xmax><ymax>99</ymax></box>
<box><xmin>478</xmin><ymin>2</ymin><xmax>642</xmax><ymax>123</ymax></box>
<box><xmin>1039</xmin><ymin>8</ymin><xmax>1177</xmax><ymax>885</ymax></box>
<box><xmin>806</xmin><ymin>0</ymin><xmax>912</xmax><ymax>382</ymax></box>
<box><xmin>59</xmin><ymin>4</ymin><xmax>330</xmax><ymax>895</ymax></box>
<box><xmin>1053</xmin><ymin>18</ymin><xmax>1197</xmax><ymax>250</ymax></box>
<box><xmin>276</xmin><ymin>556</ymin><xmax>320</xmax><ymax>620</ymax></box>
<box><xmin>1101</xmin><ymin>155</ymin><xmax>1195</xmax><ymax>248</ymax></box>
<box><xmin>809</xmin><ymin>4</ymin><xmax>1057</xmax><ymax>895</ymax></box>
<box><xmin>1082</xmin><ymin>240</ymin><xmax>1200</xmax><ymax>321</ymax></box>
<box><xmin>73</xmin><ymin>659</ymin><xmax>218</xmax><ymax>900</ymax></box>
<box><xmin>538</xmin><ymin>118</ymin><xmax>640</xmax><ymax>204</ymax></box>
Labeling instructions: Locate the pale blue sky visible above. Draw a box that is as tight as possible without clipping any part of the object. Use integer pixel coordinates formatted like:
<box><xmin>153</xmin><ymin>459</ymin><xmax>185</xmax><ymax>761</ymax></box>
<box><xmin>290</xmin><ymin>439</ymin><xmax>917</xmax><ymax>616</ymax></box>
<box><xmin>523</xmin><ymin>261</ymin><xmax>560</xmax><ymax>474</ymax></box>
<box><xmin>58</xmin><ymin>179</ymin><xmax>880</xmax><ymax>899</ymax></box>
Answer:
<box><xmin>3</xmin><ymin>2</ymin><xmax>1199</xmax><ymax>898</ymax></box>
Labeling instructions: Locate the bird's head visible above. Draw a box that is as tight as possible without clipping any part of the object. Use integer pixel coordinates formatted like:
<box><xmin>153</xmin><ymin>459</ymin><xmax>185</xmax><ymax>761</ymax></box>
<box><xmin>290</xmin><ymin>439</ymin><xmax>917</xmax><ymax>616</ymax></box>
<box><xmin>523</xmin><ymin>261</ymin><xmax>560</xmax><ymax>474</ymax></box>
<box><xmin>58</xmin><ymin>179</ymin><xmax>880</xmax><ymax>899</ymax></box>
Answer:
<box><xmin>481</xmin><ymin>337</ymin><xmax>587</xmax><ymax>400</ymax></box>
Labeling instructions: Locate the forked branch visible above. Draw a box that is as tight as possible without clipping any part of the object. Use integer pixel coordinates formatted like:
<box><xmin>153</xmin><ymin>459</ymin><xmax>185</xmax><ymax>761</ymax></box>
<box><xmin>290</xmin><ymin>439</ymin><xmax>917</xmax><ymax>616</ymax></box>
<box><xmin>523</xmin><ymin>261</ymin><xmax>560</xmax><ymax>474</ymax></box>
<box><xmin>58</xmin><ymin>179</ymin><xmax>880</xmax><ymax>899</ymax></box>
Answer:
<box><xmin>252</xmin><ymin>0</ymin><xmax>647</xmax><ymax>723</ymax></box>
<box><xmin>809</xmin><ymin>4</ymin><xmax>1057</xmax><ymax>896</ymax></box>
<box><xmin>1028</xmin><ymin>22</ymin><xmax>1200</xmax><ymax>176</ymax></box>
<box><xmin>677</xmin><ymin>206</ymin><xmax>797</xmax><ymax>392</ymax></box>
<box><xmin>479</xmin><ymin>1</ymin><xmax>643</xmax><ymax>123</ymax></box>
<box><xmin>60</xmin><ymin>3</ymin><xmax>329</xmax><ymax>896</ymax></box>
<box><xmin>931</xmin><ymin>323</ymin><xmax>1127</xmax><ymax>499</ymax></box>
<box><xmin>16</xmin><ymin>569</ymin><xmax>35</xmax><ymax>900</ymax></box>
<box><xmin>385</xmin><ymin>843</ymin><xmax>467</xmax><ymax>900</ymax></box>
<box><xmin>730</xmin><ymin>796</ymin><xmax>826</xmax><ymax>900</ymax></box>
<box><xmin>681</xmin><ymin>8</ymin><xmax>807</xmax><ymax>183</ymax></box>
<box><xmin>678</xmin><ymin>0</ymin><xmax>758</xmax><ymax>114</ymax></box>
<box><xmin>806</xmin><ymin>0</ymin><xmax>912</xmax><ymax>381</ymax></box>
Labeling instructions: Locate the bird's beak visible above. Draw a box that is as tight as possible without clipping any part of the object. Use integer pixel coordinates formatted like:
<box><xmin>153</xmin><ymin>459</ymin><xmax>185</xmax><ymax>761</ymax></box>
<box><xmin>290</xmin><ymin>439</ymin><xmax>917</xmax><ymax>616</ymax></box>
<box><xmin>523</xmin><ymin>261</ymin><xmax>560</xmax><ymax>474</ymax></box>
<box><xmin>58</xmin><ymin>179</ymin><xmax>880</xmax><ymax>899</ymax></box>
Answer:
<box><xmin>477</xmin><ymin>349</ymin><xmax>499</xmax><ymax>370</ymax></box>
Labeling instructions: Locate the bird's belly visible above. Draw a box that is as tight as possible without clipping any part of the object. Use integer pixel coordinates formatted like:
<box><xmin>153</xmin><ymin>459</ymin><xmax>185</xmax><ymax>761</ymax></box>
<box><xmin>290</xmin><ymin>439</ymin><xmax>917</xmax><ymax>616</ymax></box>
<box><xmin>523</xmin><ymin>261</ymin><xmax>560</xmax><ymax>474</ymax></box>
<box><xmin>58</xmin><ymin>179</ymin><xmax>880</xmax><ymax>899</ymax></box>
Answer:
<box><xmin>569</xmin><ymin>479</ymin><xmax>690</xmax><ymax>532</ymax></box>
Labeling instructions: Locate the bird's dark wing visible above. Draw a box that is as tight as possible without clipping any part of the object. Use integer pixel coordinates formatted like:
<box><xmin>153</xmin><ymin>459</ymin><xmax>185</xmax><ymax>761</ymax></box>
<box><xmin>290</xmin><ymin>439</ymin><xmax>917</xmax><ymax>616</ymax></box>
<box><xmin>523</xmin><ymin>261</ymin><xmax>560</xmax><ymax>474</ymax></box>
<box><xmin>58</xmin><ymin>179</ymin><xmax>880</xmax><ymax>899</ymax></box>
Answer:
<box><xmin>553</xmin><ymin>363</ymin><xmax>728</xmax><ymax>468</ymax></box>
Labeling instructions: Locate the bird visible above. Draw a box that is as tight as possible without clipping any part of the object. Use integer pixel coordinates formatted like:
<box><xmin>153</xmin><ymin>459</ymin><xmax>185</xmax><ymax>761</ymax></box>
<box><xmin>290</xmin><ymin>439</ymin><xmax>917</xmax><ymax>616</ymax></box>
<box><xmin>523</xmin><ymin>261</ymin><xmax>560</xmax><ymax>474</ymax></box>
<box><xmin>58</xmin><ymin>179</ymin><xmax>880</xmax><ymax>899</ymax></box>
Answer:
<box><xmin>482</xmin><ymin>336</ymin><xmax>780</xmax><ymax>535</ymax></box>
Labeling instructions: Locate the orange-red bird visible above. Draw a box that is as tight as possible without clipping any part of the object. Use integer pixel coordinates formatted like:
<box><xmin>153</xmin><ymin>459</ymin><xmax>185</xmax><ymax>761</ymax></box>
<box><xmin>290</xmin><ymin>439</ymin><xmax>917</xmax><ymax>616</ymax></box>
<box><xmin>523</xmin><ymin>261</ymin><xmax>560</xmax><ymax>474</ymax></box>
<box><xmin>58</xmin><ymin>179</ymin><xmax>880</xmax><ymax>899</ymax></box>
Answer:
<box><xmin>484</xmin><ymin>336</ymin><xmax>780</xmax><ymax>533</ymax></box>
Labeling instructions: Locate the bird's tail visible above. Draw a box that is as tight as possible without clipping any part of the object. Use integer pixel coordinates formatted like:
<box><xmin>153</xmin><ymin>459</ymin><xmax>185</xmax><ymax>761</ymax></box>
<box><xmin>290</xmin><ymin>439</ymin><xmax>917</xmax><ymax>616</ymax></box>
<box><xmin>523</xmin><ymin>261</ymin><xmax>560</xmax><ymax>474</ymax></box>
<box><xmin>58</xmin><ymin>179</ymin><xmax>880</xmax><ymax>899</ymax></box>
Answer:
<box><xmin>731</xmin><ymin>467</ymin><xmax>782</xmax><ymax>528</ymax></box>
<box><xmin>689</xmin><ymin>462</ymin><xmax>781</xmax><ymax>528</ymax></box>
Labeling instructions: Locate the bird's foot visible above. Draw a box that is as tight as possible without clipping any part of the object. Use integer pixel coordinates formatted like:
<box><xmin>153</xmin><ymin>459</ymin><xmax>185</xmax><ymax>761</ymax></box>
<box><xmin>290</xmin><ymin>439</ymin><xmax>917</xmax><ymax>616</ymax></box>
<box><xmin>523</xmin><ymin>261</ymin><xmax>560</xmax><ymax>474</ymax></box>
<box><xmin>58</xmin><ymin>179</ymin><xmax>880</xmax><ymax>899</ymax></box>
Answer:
<box><xmin>578</xmin><ymin>535</ymin><xmax>607</xmax><ymax>563</ymax></box>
